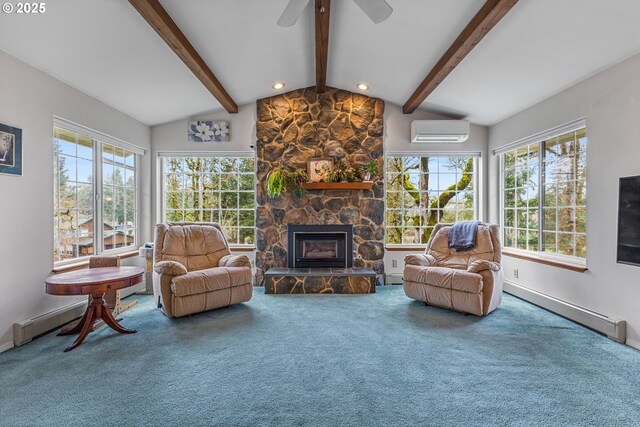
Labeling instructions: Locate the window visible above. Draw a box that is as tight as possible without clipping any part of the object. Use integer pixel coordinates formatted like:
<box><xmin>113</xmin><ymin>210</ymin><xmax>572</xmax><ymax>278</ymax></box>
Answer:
<box><xmin>162</xmin><ymin>156</ymin><xmax>255</xmax><ymax>246</ymax></box>
<box><xmin>53</xmin><ymin>124</ymin><xmax>140</xmax><ymax>264</ymax></box>
<box><xmin>385</xmin><ymin>155</ymin><xmax>477</xmax><ymax>245</ymax></box>
<box><xmin>501</xmin><ymin>126</ymin><xmax>586</xmax><ymax>259</ymax></box>
<box><xmin>53</xmin><ymin>128</ymin><xmax>94</xmax><ymax>262</ymax></box>
<box><xmin>102</xmin><ymin>144</ymin><xmax>137</xmax><ymax>251</ymax></box>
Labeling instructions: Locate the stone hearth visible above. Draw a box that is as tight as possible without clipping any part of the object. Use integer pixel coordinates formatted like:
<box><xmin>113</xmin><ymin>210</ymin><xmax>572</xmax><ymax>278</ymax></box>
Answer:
<box><xmin>264</xmin><ymin>268</ymin><xmax>376</xmax><ymax>294</ymax></box>
<box><xmin>255</xmin><ymin>87</ymin><xmax>385</xmax><ymax>288</ymax></box>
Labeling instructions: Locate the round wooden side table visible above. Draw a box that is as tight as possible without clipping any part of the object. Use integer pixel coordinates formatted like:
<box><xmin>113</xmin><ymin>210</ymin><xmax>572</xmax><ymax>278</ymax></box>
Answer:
<box><xmin>45</xmin><ymin>266</ymin><xmax>144</xmax><ymax>352</ymax></box>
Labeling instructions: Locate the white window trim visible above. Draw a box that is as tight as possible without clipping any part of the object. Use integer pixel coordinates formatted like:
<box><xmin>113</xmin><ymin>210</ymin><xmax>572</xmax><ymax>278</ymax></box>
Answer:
<box><xmin>493</xmin><ymin>118</ymin><xmax>585</xmax><ymax>155</ymax></box>
<box><xmin>53</xmin><ymin>123</ymin><xmax>140</xmax><ymax>267</ymax></box>
<box><xmin>498</xmin><ymin>121</ymin><xmax>587</xmax><ymax>266</ymax></box>
<box><xmin>384</xmin><ymin>154</ymin><xmax>480</xmax><ymax>247</ymax></box>
<box><xmin>501</xmin><ymin>246</ymin><xmax>587</xmax><ymax>267</ymax></box>
<box><xmin>157</xmin><ymin>151</ymin><xmax>253</xmax><ymax>158</ymax></box>
<box><xmin>387</xmin><ymin>150</ymin><xmax>482</xmax><ymax>158</ymax></box>
<box><xmin>54</xmin><ymin>116</ymin><xmax>145</xmax><ymax>156</ymax></box>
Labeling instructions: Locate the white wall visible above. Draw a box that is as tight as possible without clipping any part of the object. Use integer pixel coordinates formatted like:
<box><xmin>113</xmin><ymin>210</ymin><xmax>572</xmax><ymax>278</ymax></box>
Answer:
<box><xmin>383</xmin><ymin>103</ymin><xmax>489</xmax><ymax>277</ymax></box>
<box><xmin>488</xmin><ymin>52</ymin><xmax>640</xmax><ymax>348</ymax></box>
<box><xmin>0</xmin><ymin>50</ymin><xmax>151</xmax><ymax>352</ymax></box>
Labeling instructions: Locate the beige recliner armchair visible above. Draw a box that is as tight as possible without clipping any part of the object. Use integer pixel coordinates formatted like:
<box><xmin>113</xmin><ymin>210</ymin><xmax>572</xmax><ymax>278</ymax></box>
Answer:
<box><xmin>153</xmin><ymin>222</ymin><xmax>252</xmax><ymax>317</ymax></box>
<box><xmin>403</xmin><ymin>223</ymin><xmax>503</xmax><ymax>316</ymax></box>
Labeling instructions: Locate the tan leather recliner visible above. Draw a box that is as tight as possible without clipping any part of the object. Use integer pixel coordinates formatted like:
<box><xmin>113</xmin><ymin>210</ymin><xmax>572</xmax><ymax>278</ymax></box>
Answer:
<box><xmin>403</xmin><ymin>223</ymin><xmax>503</xmax><ymax>316</ymax></box>
<box><xmin>153</xmin><ymin>222</ymin><xmax>252</xmax><ymax>317</ymax></box>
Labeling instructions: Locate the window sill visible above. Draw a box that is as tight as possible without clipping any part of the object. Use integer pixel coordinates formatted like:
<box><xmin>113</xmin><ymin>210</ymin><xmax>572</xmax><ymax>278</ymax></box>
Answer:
<box><xmin>52</xmin><ymin>250</ymin><xmax>139</xmax><ymax>274</ymax></box>
<box><xmin>230</xmin><ymin>246</ymin><xmax>255</xmax><ymax>252</ymax></box>
<box><xmin>52</xmin><ymin>260</ymin><xmax>90</xmax><ymax>274</ymax></box>
<box><xmin>502</xmin><ymin>249</ymin><xmax>587</xmax><ymax>273</ymax></box>
<box><xmin>101</xmin><ymin>247</ymin><xmax>140</xmax><ymax>258</ymax></box>
<box><xmin>385</xmin><ymin>245</ymin><xmax>427</xmax><ymax>252</ymax></box>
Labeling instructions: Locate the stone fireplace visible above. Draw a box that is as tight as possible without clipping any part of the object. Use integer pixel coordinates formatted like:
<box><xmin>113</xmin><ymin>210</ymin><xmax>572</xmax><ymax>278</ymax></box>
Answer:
<box><xmin>255</xmin><ymin>87</ymin><xmax>385</xmax><ymax>288</ymax></box>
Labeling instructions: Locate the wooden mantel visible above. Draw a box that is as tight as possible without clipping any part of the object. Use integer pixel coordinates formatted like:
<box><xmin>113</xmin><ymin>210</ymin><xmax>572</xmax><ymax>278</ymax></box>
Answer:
<box><xmin>302</xmin><ymin>182</ymin><xmax>373</xmax><ymax>191</ymax></box>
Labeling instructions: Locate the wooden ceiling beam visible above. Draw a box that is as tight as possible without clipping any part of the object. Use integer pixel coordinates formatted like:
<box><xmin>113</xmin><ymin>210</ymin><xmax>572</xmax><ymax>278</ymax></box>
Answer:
<box><xmin>403</xmin><ymin>0</ymin><xmax>518</xmax><ymax>114</ymax></box>
<box><xmin>128</xmin><ymin>0</ymin><xmax>238</xmax><ymax>113</ymax></box>
<box><xmin>315</xmin><ymin>0</ymin><xmax>331</xmax><ymax>93</ymax></box>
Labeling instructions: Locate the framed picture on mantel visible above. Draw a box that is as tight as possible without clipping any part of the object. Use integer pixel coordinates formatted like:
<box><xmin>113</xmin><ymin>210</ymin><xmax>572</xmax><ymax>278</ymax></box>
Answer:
<box><xmin>308</xmin><ymin>158</ymin><xmax>333</xmax><ymax>182</ymax></box>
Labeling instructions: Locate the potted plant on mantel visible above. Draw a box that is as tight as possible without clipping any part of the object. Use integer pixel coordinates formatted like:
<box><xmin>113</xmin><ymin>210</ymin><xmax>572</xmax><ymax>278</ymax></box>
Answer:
<box><xmin>267</xmin><ymin>167</ymin><xmax>308</xmax><ymax>198</ymax></box>
<box><xmin>267</xmin><ymin>160</ymin><xmax>380</xmax><ymax>197</ymax></box>
<box><xmin>326</xmin><ymin>160</ymin><xmax>380</xmax><ymax>183</ymax></box>
<box><xmin>361</xmin><ymin>160</ymin><xmax>380</xmax><ymax>182</ymax></box>
<box><xmin>327</xmin><ymin>161</ymin><xmax>360</xmax><ymax>183</ymax></box>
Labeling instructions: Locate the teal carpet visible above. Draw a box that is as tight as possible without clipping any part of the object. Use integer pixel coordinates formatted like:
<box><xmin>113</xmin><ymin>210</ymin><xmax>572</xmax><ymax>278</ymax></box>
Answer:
<box><xmin>0</xmin><ymin>286</ymin><xmax>639</xmax><ymax>426</ymax></box>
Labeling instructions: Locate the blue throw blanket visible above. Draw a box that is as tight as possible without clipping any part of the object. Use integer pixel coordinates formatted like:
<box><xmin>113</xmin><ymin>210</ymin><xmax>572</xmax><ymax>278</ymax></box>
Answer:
<box><xmin>448</xmin><ymin>221</ymin><xmax>481</xmax><ymax>251</ymax></box>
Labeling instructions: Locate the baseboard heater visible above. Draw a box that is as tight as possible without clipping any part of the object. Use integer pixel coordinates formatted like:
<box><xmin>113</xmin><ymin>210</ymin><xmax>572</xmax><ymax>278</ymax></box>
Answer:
<box><xmin>13</xmin><ymin>300</ymin><xmax>87</xmax><ymax>347</ymax></box>
<box><xmin>385</xmin><ymin>273</ymin><xmax>403</xmax><ymax>285</ymax></box>
<box><xmin>504</xmin><ymin>281</ymin><xmax>626</xmax><ymax>344</ymax></box>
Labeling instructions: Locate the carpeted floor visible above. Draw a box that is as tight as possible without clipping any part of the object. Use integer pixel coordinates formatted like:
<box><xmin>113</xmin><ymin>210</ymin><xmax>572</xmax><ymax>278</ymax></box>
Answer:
<box><xmin>0</xmin><ymin>286</ymin><xmax>639</xmax><ymax>426</ymax></box>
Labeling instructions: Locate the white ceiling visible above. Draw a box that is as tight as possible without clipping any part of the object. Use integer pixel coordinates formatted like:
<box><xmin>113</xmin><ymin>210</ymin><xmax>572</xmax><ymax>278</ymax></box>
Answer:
<box><xmin>0</xmin><ymin>0</ymin><xmax>216</xmax><ymax>125</ymax></box>
<box><xmin>426</xmin><ymin>0</ymin><xmax>640</xmax><ymax>125</ymax></box>
<box><xmin>1</xmin><ymin>0</ymin><xmax>639</xmax><ymax>126</ymax></box>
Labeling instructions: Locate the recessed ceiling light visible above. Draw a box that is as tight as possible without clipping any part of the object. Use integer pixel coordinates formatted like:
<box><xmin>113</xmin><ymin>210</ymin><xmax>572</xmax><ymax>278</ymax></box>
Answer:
<box><xmin>357</xmin><ymin>83</ymin><xmax>369</xmax><ymax>91</ymax></box>
<box><xmin>273</xmin><ymin>82</ymin><xmax>285</xmax><ymax>90</ymax></box>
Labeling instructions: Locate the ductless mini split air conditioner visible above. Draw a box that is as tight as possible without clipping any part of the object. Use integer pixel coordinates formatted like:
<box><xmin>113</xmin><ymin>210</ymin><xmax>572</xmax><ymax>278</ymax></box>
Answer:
<box><xmin>410</xmin><ymin>120</ymin><xmax>470</xmax><ymax>143</ymax></box>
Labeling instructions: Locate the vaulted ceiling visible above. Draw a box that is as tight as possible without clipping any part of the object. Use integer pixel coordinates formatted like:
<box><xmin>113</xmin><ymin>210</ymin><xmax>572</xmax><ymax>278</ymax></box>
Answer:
<box><xmin>1</xmin><ymin>0</ymin><xmax>639</xmax><ymax>126</ymax></box>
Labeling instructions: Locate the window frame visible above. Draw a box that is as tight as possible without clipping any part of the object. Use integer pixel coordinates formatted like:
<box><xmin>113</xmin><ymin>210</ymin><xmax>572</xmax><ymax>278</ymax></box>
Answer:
<box><xmin>384</xmin><ymin>153</ymin><xmax>481</xmax><ymax>248</ymax></box>
<box><xmin>99</xmin><ymin>142</ymin><xmax>138</xmax><ymax>254</ymax></box>
<box><xmin>159</xmin><ymin>153</ymin><xmax>256</xmax><ymax>248</ymax></box>
<box><xmin>53</xmin><ymin>119</ymin><xmax>142</xmax><ymax>267</ymax></box>
<box><xmin>498</xmin><ymin>121</ymin><xmax>586</xmax><ymax>265</ymax></box>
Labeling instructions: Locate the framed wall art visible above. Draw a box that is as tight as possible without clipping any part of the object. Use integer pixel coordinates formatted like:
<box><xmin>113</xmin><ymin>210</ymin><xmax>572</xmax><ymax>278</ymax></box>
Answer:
<box><xmin>0</xmin><ymin>122</ymin><xmax>22</xmax><ymax>176</ymax></box>
<box><xmin>187</xmin><ymin>120</ymin><xmax>230</xmax><ymax>143</ymax></box>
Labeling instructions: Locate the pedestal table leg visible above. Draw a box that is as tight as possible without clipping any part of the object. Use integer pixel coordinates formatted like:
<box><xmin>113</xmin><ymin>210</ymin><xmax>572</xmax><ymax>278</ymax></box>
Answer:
<box><xmin>62</xmin><ymin>292</ymin><xmax>136</xmax><ymax>352</ymax></box>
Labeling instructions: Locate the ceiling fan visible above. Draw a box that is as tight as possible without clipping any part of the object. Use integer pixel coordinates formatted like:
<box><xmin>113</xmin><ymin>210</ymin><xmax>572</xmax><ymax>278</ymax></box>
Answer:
<box><xmin>277</xmin><ymin>0</ymin><xmax>393</xmax><ymax>27</ymax></box>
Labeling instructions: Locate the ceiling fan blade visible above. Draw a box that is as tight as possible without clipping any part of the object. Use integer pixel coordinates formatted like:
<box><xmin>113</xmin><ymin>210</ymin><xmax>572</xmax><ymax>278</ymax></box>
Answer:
<box><xmin>353</xmin><ymin>0</ymin><xmax>393</xmax><ymax>24</ymax></box>
<box><xmin>277</xmin><ymin>0</ymin><xmax>311</xmax><ymax>27</ymax></box>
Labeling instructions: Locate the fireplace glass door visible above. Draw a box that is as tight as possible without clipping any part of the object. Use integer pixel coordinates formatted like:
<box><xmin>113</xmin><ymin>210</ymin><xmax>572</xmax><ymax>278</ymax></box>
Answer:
<box><xmin>293</xmin><ymin>232</ymin><xmax>347</xmax><ymax>268</ymax></box>
<box><xmin>303</xmin><ymin>240</ymin><xmax>338</xmax><ymax>259</ymax></box>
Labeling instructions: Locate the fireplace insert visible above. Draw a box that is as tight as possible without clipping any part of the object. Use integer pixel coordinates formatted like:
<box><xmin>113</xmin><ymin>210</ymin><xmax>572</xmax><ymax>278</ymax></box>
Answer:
<box><xmin>287</xmin><ymin>224</ymin><xmax>354</xmax><ymax>268</ymax></box>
